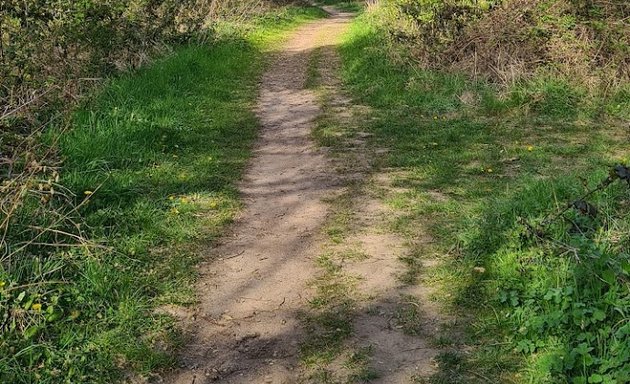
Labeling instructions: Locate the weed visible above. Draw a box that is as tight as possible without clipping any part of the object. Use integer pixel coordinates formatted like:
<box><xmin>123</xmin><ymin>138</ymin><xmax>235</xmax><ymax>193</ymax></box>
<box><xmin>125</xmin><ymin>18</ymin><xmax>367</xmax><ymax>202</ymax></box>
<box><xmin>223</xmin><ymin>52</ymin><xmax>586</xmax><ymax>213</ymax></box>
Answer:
<box><xmin>395</xmin><ymin>295</ymin><xmax>425</xmax><ymax>336</ymax></box>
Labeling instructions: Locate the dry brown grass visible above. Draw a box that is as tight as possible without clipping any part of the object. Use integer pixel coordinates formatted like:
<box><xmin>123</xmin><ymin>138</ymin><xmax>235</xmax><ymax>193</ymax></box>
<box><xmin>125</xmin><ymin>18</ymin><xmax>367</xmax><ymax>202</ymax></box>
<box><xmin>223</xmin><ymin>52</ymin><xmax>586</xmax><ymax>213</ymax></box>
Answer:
<box><xmin>449</xmin><ymin>0</ymin><xmax>629</xmax><ymax>90</ymax></box>
<box><xmin>385</xmin><ymin>0</ymin><xmax>629</xmax><ymax>93</ymax></box>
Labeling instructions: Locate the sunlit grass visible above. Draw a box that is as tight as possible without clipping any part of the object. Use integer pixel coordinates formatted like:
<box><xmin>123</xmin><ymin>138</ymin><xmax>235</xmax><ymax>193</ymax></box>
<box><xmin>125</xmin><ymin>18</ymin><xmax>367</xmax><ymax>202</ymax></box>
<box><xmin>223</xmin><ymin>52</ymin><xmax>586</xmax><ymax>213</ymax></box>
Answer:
<box><xmin>0</xmin><ymin>6</ymin><xmax>327</xmax><ymax>383</ymax></box>
<box><xmin>337</xmin><ymin>8</ymin><xmax>629</xmax><ymax>383</ymax></box>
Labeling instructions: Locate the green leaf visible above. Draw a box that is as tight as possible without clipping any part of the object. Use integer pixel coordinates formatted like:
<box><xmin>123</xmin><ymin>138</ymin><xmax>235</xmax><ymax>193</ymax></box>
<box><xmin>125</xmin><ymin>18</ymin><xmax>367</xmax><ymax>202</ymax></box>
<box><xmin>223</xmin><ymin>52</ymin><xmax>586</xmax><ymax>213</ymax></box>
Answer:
<box><xmin>592</xmin><ymin>309</ymin><xmax>606</xmax><ymax>322</ymax></box>
<box><xmin>45</xmin><ymin>310</ymin><xmax>63</xmax><ymax>323</ymax></box>
<box><xmin>23</xmin><ymin>326</ymin><xmax>39</xmax><ymax>340</ymax></box>
<box><xmin>588</xmin><ymin>374</ymin><xmax>603</xmax><ymax>383</ymax></box>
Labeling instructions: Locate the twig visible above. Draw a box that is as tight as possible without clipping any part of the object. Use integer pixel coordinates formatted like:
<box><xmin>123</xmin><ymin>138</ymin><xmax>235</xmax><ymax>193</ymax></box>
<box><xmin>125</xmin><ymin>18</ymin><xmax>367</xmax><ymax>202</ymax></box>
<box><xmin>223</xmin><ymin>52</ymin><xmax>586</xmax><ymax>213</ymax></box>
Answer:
<box><xmin>0</xmin><ymin>87</ymin><xmax>56</xmax><ymax>121</ymax></box>
<box><xmin>222</xmin><ymin>250</ymin><xmax>245</xmax><ymax>260</ymax></box>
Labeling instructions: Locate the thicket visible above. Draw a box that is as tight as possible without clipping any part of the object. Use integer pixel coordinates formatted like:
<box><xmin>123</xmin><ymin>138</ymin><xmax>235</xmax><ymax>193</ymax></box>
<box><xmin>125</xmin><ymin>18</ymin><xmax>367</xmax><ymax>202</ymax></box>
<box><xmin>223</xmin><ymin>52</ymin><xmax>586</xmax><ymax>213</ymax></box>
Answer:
<box><xmin>379</xmin><ymin>0</ymin><xmax>628</xmax><ymax>101</ymax></box>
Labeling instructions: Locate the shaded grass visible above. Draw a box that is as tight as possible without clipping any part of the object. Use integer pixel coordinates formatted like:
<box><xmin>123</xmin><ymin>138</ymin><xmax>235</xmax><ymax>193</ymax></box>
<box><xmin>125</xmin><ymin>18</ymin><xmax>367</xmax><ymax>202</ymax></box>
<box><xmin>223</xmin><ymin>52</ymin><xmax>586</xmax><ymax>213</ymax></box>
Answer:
<box><xmin>0</xmin><ymin>6</ymin><xmax>327</xmax><ymax>384</ymax></box>
<box><xmin>316</xmin><ymin>0</ymin><xmax>364</xmax><ymax>13</ymax></box>
<box><xmin>306</xmin><ymin>47</ymin><xmax>325</xmax><ymax>89</ymax></box>
<box><xmin>300</xmin><ymin>193</ymin><xmax>361</xmax><ymax>382</ymax></box>
<box><xmin>338</xmin><ymin>8</ymin><xmax>629</xmax><ymax>384</ymax></box>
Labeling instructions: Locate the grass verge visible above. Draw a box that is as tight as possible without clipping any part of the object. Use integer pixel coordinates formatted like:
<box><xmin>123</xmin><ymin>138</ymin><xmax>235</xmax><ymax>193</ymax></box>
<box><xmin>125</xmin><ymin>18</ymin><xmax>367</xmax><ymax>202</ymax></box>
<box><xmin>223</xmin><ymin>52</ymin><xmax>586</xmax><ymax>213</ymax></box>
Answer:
<box><xmin>338</xmin><ymin>6</ymin><xmax>629</xmax><ymax>384</ymax></box>
<box><xmin>0</xmin><ymin>6</ymin><xmax>327</xmax><ymax>383</ymax></box>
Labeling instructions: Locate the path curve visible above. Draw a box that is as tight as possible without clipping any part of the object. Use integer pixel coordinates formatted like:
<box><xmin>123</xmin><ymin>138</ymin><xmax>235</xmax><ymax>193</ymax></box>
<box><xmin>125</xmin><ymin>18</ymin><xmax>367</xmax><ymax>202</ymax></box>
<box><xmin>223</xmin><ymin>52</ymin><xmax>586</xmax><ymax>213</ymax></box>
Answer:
<box><xmin>167</xmin><ymin>9</ymin><xmax>353</xmax><ymax>384</ymax></box>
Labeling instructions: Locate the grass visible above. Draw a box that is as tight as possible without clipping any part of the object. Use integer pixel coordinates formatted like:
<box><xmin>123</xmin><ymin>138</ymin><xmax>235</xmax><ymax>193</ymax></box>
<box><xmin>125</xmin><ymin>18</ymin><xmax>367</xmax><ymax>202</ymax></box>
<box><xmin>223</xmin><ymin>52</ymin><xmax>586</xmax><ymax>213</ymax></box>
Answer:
<box><xmin>300</xmin><ymin>191</ymin><xmax>363</xmax><ymax>382</ymax></box>
<box><xmin>335</xmin><ymin>6</ymin><xmax>630</xmax><ymax>383</ymax></box>
<box><xmin>0</xmin><ymin>5</ymin><xmax>327</xmax><ymax>383</ymax></box>
<box><xmin>395</xmin><ymin>295</ymin><xmax>425</xmax><ymax>336</ymax></box>
<box><xmin>315</xmin><ymin>0</ymin><xmax>364</xmax><ymax>13</ymax></box>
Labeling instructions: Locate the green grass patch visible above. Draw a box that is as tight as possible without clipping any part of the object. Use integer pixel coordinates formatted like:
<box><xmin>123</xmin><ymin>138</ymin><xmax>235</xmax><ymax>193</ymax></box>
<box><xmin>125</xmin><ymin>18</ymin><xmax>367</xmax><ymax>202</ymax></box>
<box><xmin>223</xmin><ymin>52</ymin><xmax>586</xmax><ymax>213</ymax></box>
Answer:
<box><xmin>338</xmin><ymin>7</ymin><xmax>629</xmax><ymax>384</ymax></box>
<box><xmin>0</xmin><ymin>6</ymin><xmax>327</xmax><ymax>383</ymax></box>
<box><xmin>306</xmin><ymin>47</ymin><xmax>325</xmax><ymax>89</ymax></box>
<box><xmin>300</xmin><ymin>175</ymin><xmax>374</xmax><ymax>382</ymax></box>
<box><xmin>395</xmin><ymin>295</ymin><xmax>425</xmax><ymax>336</ymax></box>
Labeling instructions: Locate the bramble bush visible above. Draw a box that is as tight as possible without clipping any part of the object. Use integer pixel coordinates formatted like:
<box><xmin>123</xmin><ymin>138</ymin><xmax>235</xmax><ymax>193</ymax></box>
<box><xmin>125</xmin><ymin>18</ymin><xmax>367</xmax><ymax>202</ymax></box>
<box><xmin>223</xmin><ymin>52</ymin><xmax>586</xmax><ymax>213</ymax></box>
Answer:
<box><xmin>379</xmin><ymin>0</ymin><xmax>629</xmax><ymax>101</ymax></box>
<box><xmin>1</xmin><ymin>0</ymin><xmax>210</xmax><ymax>128</ymax></box>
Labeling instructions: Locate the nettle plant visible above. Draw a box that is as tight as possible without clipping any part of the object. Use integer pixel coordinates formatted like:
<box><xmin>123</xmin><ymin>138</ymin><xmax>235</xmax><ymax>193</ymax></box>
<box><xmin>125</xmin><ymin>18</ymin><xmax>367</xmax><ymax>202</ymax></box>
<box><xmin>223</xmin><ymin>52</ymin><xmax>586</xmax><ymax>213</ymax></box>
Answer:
<box><xmin>494</xmin><ymin>166</ymin><xmax>630</xmax><ymax>383</ymax></box>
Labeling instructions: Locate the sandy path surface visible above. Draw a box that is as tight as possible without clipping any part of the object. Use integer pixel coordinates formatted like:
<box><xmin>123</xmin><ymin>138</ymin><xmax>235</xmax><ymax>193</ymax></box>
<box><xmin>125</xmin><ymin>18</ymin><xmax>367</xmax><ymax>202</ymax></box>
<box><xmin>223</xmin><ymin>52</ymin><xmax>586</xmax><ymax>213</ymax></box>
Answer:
<box><xmin>167</xmin><ymin>9</ymin><xmax>354</xmax><ymax>384</ymax></box>
<box><xmin>166</xmin><ymin>6</ymin><xmax>447</xmax><ymax>384</ymax></box>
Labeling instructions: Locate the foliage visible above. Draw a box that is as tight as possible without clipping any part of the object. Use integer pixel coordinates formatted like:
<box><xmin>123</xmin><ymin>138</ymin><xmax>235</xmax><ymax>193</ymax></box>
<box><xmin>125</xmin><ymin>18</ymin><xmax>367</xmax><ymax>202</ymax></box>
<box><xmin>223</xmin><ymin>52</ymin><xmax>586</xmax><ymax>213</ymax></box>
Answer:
<box><xmin>376</xmin><ymin>0</ymin><xmax>629</xmax><ymax>96</ymax></box>
<box><xmin>0</xmin><ymin>0</ymin><xmax>300</xmax><ymax>152</ymax></box>
<box><xmin>482</xmin><ymin>175</ymin><xmax>630</xmax><ymax>383</ymax></box>
<box><xmin>1</xmin><ymin>0</ymin><xmax>209</xmax><ymax>121</ymax></box>
<box><xmin>338</xmin><ymin>8</ymin><xmax>629</xmax><ymax>383</ymax></box>
<box><xmin>0</xmin><ymin>5</ymin><xmax>326</xmax><ymax>383</ymax></box>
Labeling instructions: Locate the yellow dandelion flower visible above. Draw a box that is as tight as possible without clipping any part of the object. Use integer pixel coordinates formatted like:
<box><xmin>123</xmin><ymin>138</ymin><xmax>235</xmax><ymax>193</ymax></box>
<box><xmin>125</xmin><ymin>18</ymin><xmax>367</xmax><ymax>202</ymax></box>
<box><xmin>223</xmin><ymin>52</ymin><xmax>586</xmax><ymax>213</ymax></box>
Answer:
<box><xmin>527</xmin><ymin>146</ymin><xmax>534</xmax><ymax>152</ymax></box>
<box><xmin>84</xmin><ymin>190</ymin><xmax>93</xmax><ymax>196</ymax></box>
<box><xmin>0</xmin><ymin>281</ymin><xmax>5</xmax><ymax>288</ymax></box>
<box><xmin>32</xmin><ymin>303</ymin><xmax>42</xmax><ymax>311</ymax></box>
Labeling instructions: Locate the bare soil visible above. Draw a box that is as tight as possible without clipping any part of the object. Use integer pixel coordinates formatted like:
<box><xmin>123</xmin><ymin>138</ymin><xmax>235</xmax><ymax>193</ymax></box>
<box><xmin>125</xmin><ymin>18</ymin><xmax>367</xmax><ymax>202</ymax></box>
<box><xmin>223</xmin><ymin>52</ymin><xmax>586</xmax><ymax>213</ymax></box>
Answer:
<box><xmin>302</xmin><ymin>39</ymin><xmax>444</xmax><ymax>382</ymax></box>
<box><xmin>165</xmin><ymin>7</ymin><xmax>445</xmax><ymax>384</ymax></box>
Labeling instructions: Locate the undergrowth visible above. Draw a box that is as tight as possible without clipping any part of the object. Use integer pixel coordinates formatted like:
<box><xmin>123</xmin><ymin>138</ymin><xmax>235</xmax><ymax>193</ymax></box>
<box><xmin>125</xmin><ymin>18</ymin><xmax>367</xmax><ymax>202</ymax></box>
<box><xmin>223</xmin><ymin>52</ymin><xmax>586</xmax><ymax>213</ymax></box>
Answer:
<box><xmin>375</xmin><ymin>0</ymin><xmax>629</xmax><ymax>112</ymax></box>
<box><xmin>0</xmin><ymin>5</ymin><xmax>326</xmax><ymax>383</ymax></box>
<box><xmin>339</xmin><ymin>5</ymin><xmax>629</xmax><ymax>383</ymax></box>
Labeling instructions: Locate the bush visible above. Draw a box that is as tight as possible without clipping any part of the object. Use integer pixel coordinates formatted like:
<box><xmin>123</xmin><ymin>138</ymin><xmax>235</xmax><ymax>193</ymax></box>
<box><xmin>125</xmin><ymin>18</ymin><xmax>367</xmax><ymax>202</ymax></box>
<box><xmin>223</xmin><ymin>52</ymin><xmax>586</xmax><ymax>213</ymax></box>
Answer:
<box><xmin>377</xmin><ymin>0</ymin><xmax>629</xmax><ymax>95</ymax></box>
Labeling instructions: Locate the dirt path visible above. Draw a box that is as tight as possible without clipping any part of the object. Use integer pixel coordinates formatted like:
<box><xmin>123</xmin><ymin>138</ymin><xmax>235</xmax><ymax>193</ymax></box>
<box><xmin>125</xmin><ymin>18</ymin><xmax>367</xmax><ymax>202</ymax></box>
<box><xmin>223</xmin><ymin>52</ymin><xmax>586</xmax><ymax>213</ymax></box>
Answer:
<box><xmin>167</xmin><ymin>9</ymin><xmax>353</xmax><ymax>384</ymax></box>
<box><xmin>166</xmin><ymin>7</ymin><xmax>445</xmax><ymax>384</ymax></box>
<box><xmin>294</xmin><ymin>37</ymin><xmax>445</xmax><ymax>382</ymax></box>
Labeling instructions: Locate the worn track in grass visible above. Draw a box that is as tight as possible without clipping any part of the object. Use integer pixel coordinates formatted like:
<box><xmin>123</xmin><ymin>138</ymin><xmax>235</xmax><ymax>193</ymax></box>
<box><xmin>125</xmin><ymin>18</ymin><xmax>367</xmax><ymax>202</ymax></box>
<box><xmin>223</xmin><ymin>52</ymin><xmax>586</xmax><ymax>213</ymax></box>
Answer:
<box><xmin>167</xmin><ymin>7</ymin><xmax>445</xmax><ymax>384</ymax></box>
